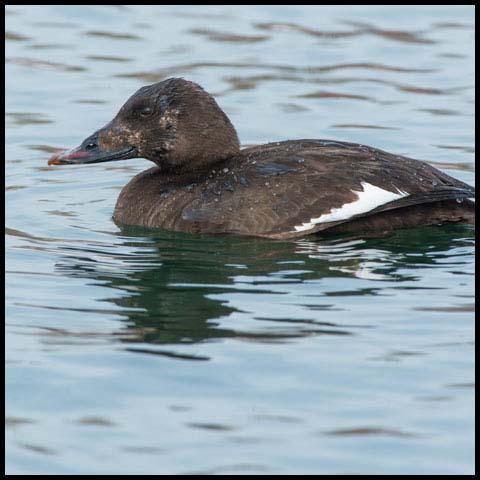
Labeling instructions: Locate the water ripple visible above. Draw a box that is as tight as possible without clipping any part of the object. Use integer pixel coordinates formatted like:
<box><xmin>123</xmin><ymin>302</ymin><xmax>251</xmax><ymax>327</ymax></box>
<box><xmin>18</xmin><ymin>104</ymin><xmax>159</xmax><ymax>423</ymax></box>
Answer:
<box><xmin>256</xmin><ymin>20</ymin><xmax>436</xmax><ymax>44</ymax></box>
<box><xmin>6</xmin><ymin>56</ymin><xmax>85</xmax><ymax>72</ymax></box>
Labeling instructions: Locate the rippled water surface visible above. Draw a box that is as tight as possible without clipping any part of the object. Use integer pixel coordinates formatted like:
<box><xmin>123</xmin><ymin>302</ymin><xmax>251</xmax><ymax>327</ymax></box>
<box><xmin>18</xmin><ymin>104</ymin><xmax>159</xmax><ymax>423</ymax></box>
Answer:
<box><xmin>5</xmin><ymin>5</ymin><xmax>475</xmax><ymax>475</ymax></box>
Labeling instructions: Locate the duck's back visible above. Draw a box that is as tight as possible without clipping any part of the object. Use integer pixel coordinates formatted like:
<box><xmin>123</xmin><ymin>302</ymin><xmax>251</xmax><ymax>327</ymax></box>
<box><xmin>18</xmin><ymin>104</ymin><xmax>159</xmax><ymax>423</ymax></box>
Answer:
<box><xmin>113</xmin><ymin>140</ymin><xmax>475</xmax><ymax>238</ymax></box>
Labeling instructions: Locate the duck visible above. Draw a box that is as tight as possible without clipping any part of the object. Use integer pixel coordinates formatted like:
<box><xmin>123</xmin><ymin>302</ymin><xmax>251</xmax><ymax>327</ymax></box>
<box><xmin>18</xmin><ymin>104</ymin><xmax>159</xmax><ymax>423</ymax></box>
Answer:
<box><xmin>48</xmin><ymin>77</ymin><xmax>475</xmax><ymax>239</ymax></box>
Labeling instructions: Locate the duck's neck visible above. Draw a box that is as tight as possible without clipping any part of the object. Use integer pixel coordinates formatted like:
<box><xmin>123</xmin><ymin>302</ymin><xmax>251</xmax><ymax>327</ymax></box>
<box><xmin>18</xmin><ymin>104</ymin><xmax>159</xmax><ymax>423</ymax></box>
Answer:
<box><xmin>157</xmin><ymin>153</ymin><xmax>235</xmax><ymax>178</ymax></box>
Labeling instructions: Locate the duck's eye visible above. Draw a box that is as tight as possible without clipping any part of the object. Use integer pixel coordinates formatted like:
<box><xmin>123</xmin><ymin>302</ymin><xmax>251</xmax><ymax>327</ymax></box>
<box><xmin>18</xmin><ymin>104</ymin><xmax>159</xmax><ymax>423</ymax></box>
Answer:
<box><xmin>85</xmin><ymin>142</ymin><xmax>97</xmax><ymax>150</ymax></box>
<box><xmin>139</xmin><ymin>106</ymin><xmax>153</xmax><ymax>117</ymax></box>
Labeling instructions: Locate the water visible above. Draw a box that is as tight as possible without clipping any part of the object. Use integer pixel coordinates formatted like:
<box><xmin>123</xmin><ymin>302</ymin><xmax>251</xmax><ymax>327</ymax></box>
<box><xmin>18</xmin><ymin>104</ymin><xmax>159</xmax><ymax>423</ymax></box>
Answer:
<box><xmin>5</xmin><ymin>5</ymin><xmax>475</xmax><ymax>475</ymax></box>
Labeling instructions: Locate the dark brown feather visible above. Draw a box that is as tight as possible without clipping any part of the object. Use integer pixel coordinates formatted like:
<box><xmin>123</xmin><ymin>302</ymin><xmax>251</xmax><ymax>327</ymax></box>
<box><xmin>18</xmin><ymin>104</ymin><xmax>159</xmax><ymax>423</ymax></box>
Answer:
<box><xmin>114</xmin><ymin>139</ymin><xmax>475</xmax><ymax>239</ymax></box>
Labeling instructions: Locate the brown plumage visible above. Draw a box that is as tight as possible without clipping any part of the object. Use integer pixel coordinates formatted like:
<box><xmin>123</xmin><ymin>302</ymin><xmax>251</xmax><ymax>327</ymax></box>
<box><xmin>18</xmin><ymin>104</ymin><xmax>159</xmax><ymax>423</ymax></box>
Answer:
<box><xmin>48</xmin><ymin>78</ymin><xmax>475</xmax><ymax>239</ymax></box>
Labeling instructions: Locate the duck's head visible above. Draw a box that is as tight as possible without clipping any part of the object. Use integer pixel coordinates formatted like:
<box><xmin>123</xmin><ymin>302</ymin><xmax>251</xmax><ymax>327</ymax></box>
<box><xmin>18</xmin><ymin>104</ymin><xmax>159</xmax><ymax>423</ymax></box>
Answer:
<box><xmin>48</xmin><ymin>78</ymin><xmax>240</xmax><ymax>172</ymax></box>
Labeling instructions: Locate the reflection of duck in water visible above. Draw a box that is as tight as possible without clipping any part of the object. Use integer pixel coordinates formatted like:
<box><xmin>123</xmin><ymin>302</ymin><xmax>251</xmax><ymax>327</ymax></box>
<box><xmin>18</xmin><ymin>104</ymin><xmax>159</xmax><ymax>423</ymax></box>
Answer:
<box><xmin>53</xmin><ymin>225</ymin><xmax>473</xmax><ymax>350</ymax></box>
<box><xmin>49</xmin><ymin>78</ymin><xmax>475</xmax><ymax>239</ymax></box>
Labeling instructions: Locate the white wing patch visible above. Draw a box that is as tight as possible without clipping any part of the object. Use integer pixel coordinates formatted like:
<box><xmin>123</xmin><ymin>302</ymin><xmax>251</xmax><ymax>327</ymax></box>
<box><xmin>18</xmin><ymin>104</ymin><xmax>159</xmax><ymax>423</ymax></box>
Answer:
<box><xmin>293</xmin><ymin>182</ymin><xmax>409</xmax><ymax>232</ymax></box>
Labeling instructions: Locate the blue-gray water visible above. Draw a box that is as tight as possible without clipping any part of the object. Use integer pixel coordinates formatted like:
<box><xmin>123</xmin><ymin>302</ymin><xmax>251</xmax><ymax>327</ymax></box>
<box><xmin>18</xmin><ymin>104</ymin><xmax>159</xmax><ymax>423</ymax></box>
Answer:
<box><xmin>5</xmin><ymin>5</ymin><xmax>475</xmax><ymax>475</ymax></box>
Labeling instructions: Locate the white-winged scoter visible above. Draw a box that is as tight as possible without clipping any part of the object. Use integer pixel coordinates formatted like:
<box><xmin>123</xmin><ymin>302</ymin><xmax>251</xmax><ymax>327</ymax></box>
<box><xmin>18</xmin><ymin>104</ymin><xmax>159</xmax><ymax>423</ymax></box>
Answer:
<box><xmin>48</xmin><ymin>78</ymin><xmax>475</xmax><ymax>239</ymax></box>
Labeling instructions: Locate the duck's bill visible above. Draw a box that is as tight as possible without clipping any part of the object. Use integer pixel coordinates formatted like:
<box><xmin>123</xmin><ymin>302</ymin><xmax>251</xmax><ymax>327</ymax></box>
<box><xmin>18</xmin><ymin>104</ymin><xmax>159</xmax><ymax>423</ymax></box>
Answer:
<box><xmin>48</xmin><ymin>145</ymin><xmax>137</xmax><ymax>166</ymax></box>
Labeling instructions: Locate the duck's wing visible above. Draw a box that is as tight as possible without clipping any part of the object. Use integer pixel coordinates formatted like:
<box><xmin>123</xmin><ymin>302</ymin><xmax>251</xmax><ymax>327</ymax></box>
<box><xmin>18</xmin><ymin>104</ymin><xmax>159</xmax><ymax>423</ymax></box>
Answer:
<box><xmin>182</xmin><ymin>140</ymin><xmax>475</xmax><ymax>238</ymax></box>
